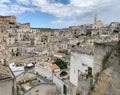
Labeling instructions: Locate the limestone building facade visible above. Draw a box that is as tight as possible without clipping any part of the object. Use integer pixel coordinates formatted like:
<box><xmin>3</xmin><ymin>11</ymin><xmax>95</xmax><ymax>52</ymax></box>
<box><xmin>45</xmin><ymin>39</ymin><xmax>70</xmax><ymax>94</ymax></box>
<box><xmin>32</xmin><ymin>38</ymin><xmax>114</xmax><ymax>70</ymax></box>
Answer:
<box><xmin>0</xmin><ymin>16</ymin><xmax>16</xmax><ymax>23</ymax></box>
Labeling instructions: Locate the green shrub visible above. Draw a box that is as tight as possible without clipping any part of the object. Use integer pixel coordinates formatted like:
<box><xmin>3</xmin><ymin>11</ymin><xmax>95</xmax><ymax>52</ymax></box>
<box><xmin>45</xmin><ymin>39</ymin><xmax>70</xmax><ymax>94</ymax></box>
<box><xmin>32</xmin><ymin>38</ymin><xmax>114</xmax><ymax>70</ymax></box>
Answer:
<box><xmin>90</xmin><ymin>86</ymin><xmax>95</xmax><ymax>91</ymax></box>
<box><xmin>20</xmin><ymin>86</ymin><xmax>26</xmax><ymax>92</ymax></box>
<box><xmin>113</xmin><ymin>30</ymin><xmax>119</xmax><ymax>33</ymax></box>
<box><xmin>53</xmin><ymin>59</ymin><xmax>67</xmax><ymax>69</ymax></box>
<box><xmin>86</xmin><ymin>31</ymin><xmax>91</xmax><ymax>36</ymax></box>
<box><xmin>102</xmin><ymin>50</ymin><xmax>112</xmax><ymax>67</ymax></box>
<box><xmin>60</xmin><ymin>71</ymin><xmax>67</xmax><ymax>76</ymax></box>
<box><xmin>58</xmin><ymin>50</ymin><xmax>69</xmax><ymax>55</ymax></box>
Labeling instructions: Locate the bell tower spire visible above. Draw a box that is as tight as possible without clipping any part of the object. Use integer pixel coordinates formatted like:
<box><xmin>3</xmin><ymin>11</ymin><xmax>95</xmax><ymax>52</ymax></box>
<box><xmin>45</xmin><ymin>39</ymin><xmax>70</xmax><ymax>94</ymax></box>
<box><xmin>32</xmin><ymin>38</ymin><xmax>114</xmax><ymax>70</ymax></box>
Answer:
<box><xmin>94</xmin><ymin>13</ymin><xmax>97</xmax><ymax>24</ymax></box>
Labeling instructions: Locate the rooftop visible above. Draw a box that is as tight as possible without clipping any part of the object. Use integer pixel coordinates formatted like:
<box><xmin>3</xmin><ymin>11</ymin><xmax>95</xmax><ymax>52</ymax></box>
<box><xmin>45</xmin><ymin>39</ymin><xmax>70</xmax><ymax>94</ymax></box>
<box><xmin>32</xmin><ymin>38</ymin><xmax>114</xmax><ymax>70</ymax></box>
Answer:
<box><xmin>0</xmin><ymin>65</ymin><xmax>14</xmax><ymax>81</ymax></box>
<box><xmin>49</xmin><ymin>64</ymin><xmax>59</xmax><ymax>70</ymax></box>
<box><xmin>72</xmin><ymin>45</ymin><xmax>94</xmax><ymax>55</ymax></box>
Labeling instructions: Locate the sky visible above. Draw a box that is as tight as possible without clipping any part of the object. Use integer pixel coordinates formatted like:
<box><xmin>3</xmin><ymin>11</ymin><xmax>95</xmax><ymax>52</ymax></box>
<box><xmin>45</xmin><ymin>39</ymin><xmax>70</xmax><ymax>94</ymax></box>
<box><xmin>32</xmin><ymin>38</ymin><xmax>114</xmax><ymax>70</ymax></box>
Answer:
<box><xmin>0</xmin><ymin>0</ymin><xmax>120</xmax><ymax>28</ymax></box>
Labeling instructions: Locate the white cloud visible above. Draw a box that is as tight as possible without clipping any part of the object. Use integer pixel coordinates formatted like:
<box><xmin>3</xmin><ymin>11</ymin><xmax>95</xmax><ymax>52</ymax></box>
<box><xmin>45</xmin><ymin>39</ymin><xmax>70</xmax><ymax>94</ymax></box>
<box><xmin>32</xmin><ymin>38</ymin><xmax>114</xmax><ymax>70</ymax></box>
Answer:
<box><xmin>9</xmin><ymin>5</ymin><xmax>34</xmax><ymax>14</ymax></box>
<box><xmin>49</xmin><ymin>0</ymin><xmax>120</xmax><ymax>25</ymax></box>
<box><xmin>0</xmin><ymin>0</ymin><xmax>10</xmax><ymax>3</ymax></box>
<box><xmin>0</xmin><ymin>0</ymin><xmax>119</xmax><ymax>27</ymax></box>
<box><xmin>29</xmin><ymin>0</ymin><xmax>115</xmax><ymax>25</ymax></box>
<box><xmin>51</xmin><ymin>19</ymin><xmax>77</xmax><ymax>27</ymax></box>
<box><xmin>0</xmin><ymin>0</ymin><xmax>34</xmax><ymax>15</ymax></box>
<box><xmin>16</xmin><ymin>0</ymin><xmax>31</xmax><ymax>5</ymax></box>
<box><xmin>0</xmin><ymin>0</ymin><xmax>115</xmax><ymax>18</ymax></box>
<box><xmin>30</xmin><ymin>0</ymin><xmax>114</xmax><ymax>19</ymax></box>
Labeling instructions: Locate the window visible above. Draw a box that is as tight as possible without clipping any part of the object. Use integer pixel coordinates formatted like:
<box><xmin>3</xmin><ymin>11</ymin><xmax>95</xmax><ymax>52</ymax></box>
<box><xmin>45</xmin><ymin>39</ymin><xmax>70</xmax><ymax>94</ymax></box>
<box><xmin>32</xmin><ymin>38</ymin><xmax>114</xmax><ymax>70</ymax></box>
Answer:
<box><xmin>35</xmin><ymin>90</ymin><xmax>39</xmax><ymax>92</ymax></box>
<box><xmin>82</xmin><ymin>63</ymin><xmax>87</xmax><ymax>66</ymax></box>
<box><xmin>17</xmin><ymin>48</ymin><xmax>19</xmax><ymax>51</ymax></box>
<box><xmin>11</xmin><ymin>49</ymin><xmax>14</xmax><ymax>52</ymax></box>
<box><xmin>88</xmin><ymin>67</ymin><xmax>92</xmax><ymax>74</ymax></box>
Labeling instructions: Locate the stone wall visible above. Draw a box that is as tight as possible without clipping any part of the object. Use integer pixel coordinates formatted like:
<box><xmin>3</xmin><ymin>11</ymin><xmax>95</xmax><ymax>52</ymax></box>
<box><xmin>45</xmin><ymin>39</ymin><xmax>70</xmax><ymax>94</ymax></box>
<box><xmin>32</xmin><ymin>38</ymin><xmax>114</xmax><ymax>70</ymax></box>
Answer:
<box><xmin>35</xmin><ymin>65</ymin><xmax>52</xmax><ymax>80</ymax></box>
<box><xmin>93</xmin><ymin>42</ymin><xmax>116</xmax><ymax>75</ymax></box>
<box><xmin>90</xmin><ymin>42</ymin><xmax>120</xmax><ymax>95</ymax></box>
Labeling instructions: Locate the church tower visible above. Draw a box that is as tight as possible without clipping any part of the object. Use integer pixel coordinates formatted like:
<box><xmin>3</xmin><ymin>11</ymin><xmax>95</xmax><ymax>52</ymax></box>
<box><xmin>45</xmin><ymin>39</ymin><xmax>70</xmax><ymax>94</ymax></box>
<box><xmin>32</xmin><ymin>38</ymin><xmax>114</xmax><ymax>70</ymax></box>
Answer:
<box><xmin>94</xmin><ymin>13</ymin><xmax>97</xmax><ymax>24</ymax></box>
<box><xmin>92</xmin><ymin>13</ymin><xmax>104</xmax><ymax>29</ymax></box>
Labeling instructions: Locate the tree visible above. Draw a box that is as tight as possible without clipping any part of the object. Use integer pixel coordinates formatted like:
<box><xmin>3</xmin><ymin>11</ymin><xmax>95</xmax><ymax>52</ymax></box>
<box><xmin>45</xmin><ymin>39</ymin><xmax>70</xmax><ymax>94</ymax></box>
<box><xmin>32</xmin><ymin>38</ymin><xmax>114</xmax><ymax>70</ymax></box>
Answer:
<box><xmin>53</xmin><ymin>59</ymin><xmax>67</xmax><ymax>69</ymax></box>
<box><xmin>86</xmin><ymin>31</ymin><xmax>91</xmax><ymax>36</ymax></box>
<box><xmin>113</xmin><ymin>30</ymin><xmax>119</xmax><ymax>33</ymax></box>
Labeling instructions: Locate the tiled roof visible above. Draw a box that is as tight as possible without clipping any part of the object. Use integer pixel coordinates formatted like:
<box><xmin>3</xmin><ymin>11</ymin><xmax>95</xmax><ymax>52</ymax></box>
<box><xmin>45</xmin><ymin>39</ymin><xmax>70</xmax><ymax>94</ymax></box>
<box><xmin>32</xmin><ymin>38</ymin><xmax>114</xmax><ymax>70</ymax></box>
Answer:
<box><xmin>49</xmin><ymin>64</ymin><xmax>59</xmax><ymax>70</ymax></box>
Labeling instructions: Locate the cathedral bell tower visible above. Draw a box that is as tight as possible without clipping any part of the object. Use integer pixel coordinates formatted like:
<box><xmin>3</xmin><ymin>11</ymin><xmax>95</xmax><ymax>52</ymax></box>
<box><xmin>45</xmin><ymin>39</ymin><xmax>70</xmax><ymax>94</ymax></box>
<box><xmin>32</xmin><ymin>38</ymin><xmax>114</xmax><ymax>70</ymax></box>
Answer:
<box><xmin>94</xmin><ymin>13</ymin><xmax>97</xmax><ymax>24</ymax></box>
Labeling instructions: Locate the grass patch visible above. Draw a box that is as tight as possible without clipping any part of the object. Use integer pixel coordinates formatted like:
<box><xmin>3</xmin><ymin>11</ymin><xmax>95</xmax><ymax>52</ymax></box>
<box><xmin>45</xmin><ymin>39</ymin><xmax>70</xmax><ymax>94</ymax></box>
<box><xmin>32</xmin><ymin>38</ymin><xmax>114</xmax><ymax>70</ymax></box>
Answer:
<box><xmin>102</xmin><ymin>50</ymin><xmax>112</xmax><ymax>68</ymax></box>
<box><xmin>116</xmin><ymin>43</ymin><xmax>120</xmax><ymax>51</ymax></box>
<box><xmin>19</xmin><ymin>78</ymin><xmax>37</xmax><ymax>85</ymax></box>
<box><xmin>102</xmin><ymin>47</ymin><xmax>114</xmax><ymax>69</ymax></box>
<box><xmin>58</xmin><ymin>50</ymin><xmax>69</xmax><ymax>55</ymax></box>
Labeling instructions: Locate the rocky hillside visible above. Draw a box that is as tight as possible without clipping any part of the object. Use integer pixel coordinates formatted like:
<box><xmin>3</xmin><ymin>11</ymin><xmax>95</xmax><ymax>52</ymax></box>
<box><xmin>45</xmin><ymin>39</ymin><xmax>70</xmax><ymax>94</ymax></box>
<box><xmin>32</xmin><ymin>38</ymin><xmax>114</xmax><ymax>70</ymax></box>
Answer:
<box><xmin>90</xmin><ymin>42</ymin><xmax>120</xmax><ymax>95</ymax></box>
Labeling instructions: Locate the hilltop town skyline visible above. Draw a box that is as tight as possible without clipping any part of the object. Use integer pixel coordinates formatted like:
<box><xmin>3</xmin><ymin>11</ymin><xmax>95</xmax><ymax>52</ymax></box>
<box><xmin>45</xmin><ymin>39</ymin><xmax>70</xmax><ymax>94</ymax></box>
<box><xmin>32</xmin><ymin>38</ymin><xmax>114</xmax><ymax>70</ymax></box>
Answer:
<box><xmin>0</xmin><ymin>13</ymin><xmax>119</xmax><ymax>95</ymax></box>
<box><xmin>0</xmin><ymin>1</ymin><xmax>120</xmax><ymax>95</ymax></box>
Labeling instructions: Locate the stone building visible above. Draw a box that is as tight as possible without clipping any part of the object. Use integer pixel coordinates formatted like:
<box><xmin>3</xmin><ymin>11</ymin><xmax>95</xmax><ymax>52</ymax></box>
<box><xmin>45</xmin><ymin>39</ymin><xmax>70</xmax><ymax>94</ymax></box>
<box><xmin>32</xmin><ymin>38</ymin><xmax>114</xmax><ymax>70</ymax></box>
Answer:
<box><xmin>70</xmin><ymin>46</ymin><xmax>94</xmax><ymax>86</ymax></box>
<box><xmin>69</xmin><ymin>46</ymin><xmax>94</xmax><ymax>95</ymax></box>
<box><xmin>92</xmin><ymin>14</ymin><xmax>104</xmax><ymax>29</ymax></box>
<box><xmin>6</xmin><ymin>37</ymin><xmax>16</xmax><ymax>45</ymax></box>
<box><xmin>0</xmin><ymin>16</ymin><xmax>16</xmax><ymax>23</ymax></box>
<box><xmin>109</xmin><ymin>22</ymin><xmax>120</xmax><ymax>31</ymax></box>
<box><xmin>17</xmin><ymin>23</ymin><xmax>30</xmax><ymax>29</ymax></box>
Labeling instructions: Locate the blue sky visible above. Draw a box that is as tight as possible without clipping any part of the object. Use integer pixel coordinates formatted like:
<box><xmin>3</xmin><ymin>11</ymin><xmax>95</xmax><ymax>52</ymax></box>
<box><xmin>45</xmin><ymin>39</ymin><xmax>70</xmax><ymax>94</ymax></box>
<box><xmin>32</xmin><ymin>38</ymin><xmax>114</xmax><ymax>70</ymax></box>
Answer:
<box><xmin>0</xmin><ymin>0</ymin><xmax>120</xmax><ymax>28</ymax></box>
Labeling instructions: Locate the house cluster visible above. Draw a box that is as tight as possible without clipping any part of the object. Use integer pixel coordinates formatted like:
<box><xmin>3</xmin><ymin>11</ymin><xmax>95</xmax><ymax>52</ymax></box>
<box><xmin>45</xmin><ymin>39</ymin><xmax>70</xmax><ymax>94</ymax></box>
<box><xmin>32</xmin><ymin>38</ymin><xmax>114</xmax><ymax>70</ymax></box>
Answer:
<box><xmin>0</xmin><ymin>15</ymin><xmax>119</xmax><ymax>95</ymax></box>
